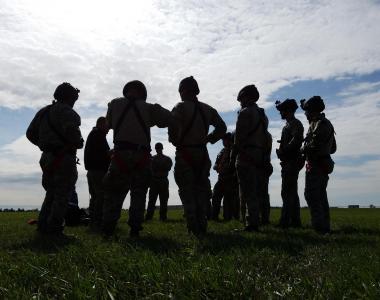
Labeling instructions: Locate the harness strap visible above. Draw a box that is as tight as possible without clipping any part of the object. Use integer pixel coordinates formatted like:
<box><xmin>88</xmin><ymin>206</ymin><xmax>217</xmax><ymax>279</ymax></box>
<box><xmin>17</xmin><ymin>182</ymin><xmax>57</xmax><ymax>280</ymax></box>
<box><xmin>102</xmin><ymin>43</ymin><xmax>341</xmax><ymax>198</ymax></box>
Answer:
<box><xmin>114</xmin><ymin>100</ymin><xmax>150</xmax><ymax>141</ymax></box>
<box><xmin>178</xmin><ymin>102</ymin><xmax>207</xmax><ymax>145</ymax></box>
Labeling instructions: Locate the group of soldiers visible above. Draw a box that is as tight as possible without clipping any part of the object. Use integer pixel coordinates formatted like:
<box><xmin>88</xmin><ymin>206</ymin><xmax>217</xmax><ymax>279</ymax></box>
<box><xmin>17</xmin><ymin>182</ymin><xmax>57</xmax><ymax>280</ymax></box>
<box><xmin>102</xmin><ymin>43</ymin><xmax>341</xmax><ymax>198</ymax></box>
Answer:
<box><xmin>26</xmin><ymin>77</ymin><xmax>336</xmax><ymax>238</ymax></box>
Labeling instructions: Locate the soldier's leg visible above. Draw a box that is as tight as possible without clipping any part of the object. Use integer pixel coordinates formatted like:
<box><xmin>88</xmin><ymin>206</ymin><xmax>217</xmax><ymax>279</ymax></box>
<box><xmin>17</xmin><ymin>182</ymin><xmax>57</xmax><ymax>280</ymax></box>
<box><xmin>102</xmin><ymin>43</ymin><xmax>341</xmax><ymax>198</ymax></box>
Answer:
<box><xmin>174</xmin><ymin>156</ymin><xmax>198</xmax><ymax>234</ymax></box>
<box><xmin>232</xmin><ymin>180</ymin><xmax>240</xmax><ymax>220</ymax></box>
<box><xmin>222</xmin><ymin>182</ymin><xmax>233</xmax><ymax>221</ymax></box>
<box><xmin>320</xmin><ymin>174</ymin><xmax>330</xmax><ymax>232</ymax></box>
<box><xmin>87</xmin><ymin>171</ymin><xmax>96</xmax><ymax>223</ymax></box>
<box><xmin>289</xmin><ymin>171</ymin><xmax>302</xmax><ymax>227</ymax></box>
<box><xmin>195</xmin><ymin>167</ymin><xmax>212</xmax><ymax>234</ymax></box>
<box><xmin>47</xmin><ymin>155</ymin><xmax>78</xmax><ymax>234</ymax></box>
<box><xmin>158</xmin><ymin>178</ymin><xmax>169</xmax><ymax>221</ymax></box>
<box><xmin>280</xmin><ymin>170</ymin><xmax>291</xmax><ymax>227</ymax></box>
<box><xmin>128</xmin><ymin>166</ymin><xmax>150</xmax><ymax>234</ymax></box>
<box><xmin>87</xmin><ymin>170</ymin><xmax>106</xmax><ymax>227</ymax></box>
<box><xmin>146</xmin><ymin>180</ymin><xmax>159</xmax><ymax>220</ymax></box>
<box><xmin>305</xmin><ymin>171</ymin><xmax>325</xmax><ymax>233</ymax></box>
<box><xmin>38</xmin><ymin>190</ymin><xmax>54</xmax><ymax>232</ymax></box>
<box><xmin>38</xmin><ymin>153</ymin><xmax>54</xmax><ymax>232</ymax></box>
<box><xmin>211</xmin><ymin>179</ymin><xmax>223</xmax><ymax>220</ymax></box>
<box><xmin>260</xmin><ymin>176</ymin><xmax>270</xmax><ymax>225</ymax></box>
<box><xmin>237</xmin><ymin>165</ymin><xmax>260</xmax><ymax>229</ymax></box>
<box><xmin>102</xmin><ymin>160</ymin><xmax>130</xmax><ymax>236</ymax></box>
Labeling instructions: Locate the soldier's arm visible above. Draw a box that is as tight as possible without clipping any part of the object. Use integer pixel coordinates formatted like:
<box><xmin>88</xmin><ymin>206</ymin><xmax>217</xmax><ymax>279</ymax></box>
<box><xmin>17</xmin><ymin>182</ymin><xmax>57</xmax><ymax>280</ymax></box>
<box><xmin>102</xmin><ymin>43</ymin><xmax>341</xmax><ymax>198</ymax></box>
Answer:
<box><xmin>234</xmin><ymin>109</ymin><xmax>252</xmax><ymax>150</ymax></box>
<box><xmin>106</xmin><ymin>102</ymin><xmax>113</xmax><ymax>129</ymax></box>
<box><xmin>151</xmin><ymin>104</ymin><xmax>175</xmax><ymax>129</ymax></box>
<box><xmin>61</xmin><ymin>109</ymin><xmax>84</xmax><ymax>149</ymax></box>
<box><xmin>167</xmin><ymin>157</ymin><xmax>173</xmax><ymax>171</ymax></box>
<box><xmin>168</xmin><ymin>103</ymin><xmax>183</xmax><ymax>145</ymax></box>
<box><xmin>207</xmin><ymin>108</ymin><xmax>227</xmax><ymax>144</ymax></box>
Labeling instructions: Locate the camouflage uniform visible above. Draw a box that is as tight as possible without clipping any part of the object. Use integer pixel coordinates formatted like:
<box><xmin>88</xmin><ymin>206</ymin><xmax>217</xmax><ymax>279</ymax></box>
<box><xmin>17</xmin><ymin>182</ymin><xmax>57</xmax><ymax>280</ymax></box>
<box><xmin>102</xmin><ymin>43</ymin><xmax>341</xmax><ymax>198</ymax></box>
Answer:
<box><xmin>27</xmin><ymin>101</ymin><xmax>83</xmax><ymax>234</ymax></box>
<box><xmin>235</xmin><ymin>101</ymin><xmax>270</xmax><ymax>230</ymax></box>
<box><xmin>145</xmin><ymin>153</ymin><xmax>173</xmax><ymax>221</ymax></box>
<box><xmin>170</xmin><ymin>100</ymin><xmax>226</xmax><ymax>235</ymax></box>
<box><xmin>211</xmin><ymin>146</ymin><xmax>239</xmax><ymax>221</ymax></box>
<box><xmin>278</xmin><ymin>118</ymin><xmax>304</xmax><ymax>227</ymax></box>
<box><xmin>102</xmin><ymin>95</ymin><xmax>172</xmax><ymax>235</ymax></box>
<box><xmin>303</xmin><ymin>113</ymin><xmax>335</xmax><ymax>233</ymax></box>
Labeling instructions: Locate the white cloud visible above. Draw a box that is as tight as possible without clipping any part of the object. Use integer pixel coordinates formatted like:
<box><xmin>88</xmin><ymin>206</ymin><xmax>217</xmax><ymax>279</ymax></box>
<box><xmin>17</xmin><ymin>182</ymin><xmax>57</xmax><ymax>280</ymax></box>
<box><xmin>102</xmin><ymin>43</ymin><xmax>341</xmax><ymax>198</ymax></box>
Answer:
<box><xmin>0</xmin><ymin>0</ymin><xmax>380</xmax><ymax>112</ymax></box>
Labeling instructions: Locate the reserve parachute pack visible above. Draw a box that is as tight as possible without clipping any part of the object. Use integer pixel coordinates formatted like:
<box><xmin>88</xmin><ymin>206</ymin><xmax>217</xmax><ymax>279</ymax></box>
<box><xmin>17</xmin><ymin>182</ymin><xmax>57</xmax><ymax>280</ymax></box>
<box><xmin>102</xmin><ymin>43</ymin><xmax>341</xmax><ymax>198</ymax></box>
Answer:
<box><xmin>26</xmin><ymin>105</ymin><xmax>52</xmax><ymax>149</ymax></box>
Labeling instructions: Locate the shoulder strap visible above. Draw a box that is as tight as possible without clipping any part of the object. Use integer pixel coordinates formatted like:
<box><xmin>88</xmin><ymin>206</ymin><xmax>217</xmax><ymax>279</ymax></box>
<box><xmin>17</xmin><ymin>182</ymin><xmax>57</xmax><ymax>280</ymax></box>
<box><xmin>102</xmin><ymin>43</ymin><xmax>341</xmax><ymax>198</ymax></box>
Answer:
<box><xmin>46</xmin><ymin>105</ymin><xmax>69</xmax><ymax>144</ymax></box>
<box><xmin>178</xmin><ymin>102</ymin><xmax>207</xmax><ymax>145</ymax></box>
<box><xmin>114</xmin><ymin>100</ymin><xmax>150</xmax><ymax>141</ymax></box>
<box><xmin>131</xmin><ymin>101</ymin><xmax>150</xmax><ymax>141</ymax></box>
<box><xmin>114</xmin><ymin>101</ymin><xmax>133</xmax><ymax>135</ymax></box>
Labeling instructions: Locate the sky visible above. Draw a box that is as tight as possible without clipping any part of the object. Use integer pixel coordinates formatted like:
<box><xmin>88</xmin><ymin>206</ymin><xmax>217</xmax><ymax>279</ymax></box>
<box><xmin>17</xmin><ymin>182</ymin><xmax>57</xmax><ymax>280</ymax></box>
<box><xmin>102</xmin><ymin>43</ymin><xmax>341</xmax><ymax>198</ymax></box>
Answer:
<box><xmin>0</xmin><ymin>0</ymin><xmax>379</xmax><ymax>209</ymax></box>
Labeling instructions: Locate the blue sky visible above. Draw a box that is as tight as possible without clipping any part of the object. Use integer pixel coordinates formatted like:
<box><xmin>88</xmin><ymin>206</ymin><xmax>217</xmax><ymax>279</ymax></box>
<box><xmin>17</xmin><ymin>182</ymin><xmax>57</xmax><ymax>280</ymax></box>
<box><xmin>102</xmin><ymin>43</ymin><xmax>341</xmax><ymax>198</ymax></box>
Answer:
<box><xmin>0</xmin><ymin>0</ymin><xmax>379</xmax><ymax>208</ymax></box>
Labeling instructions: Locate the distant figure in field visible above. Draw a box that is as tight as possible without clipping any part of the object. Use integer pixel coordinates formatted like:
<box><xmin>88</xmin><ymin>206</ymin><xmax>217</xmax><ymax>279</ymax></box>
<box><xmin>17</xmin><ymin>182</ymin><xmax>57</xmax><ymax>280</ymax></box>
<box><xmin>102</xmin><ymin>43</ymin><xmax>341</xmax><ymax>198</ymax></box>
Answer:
<box><xmin>102</xmin><ymin>81</ymin><xmax>173</xmax><ymax>237</ymax></box>
<box><xmin>26</xmin><ymin>82</ymin><xmax>83</xmax><ymax>235</ymax></box>
<box><xmin>169</xmin><ymin>76</ymin><xmax>226</xmax><ymax>236</ymax></box>
<box><xmin>145</xmin><ymin>142</ymin><xmax>173</xmax><ymax>221</ymax></box>
<box><xmin>211</xmin><ymin>132</ymin><xmax>239</xmax><ymax>221</ymax></box>
<box><xmin>301</xmin><ymin>96</ymin><xmax>336</xmax><ymax>234</ymax></box>
<box><xmin>84</xmin><ymin>117</ymin><xmax>110</xmax><ymax>230</ymax></box>
<box><xmin>233</xmin><ymin>85</ymin><xmax>272</xmax><ymax>232</ymax></box>
<box><xmin>275</xmin><ymin>99</ymin><xmax>304</xmax><ymax>228</ymax></box>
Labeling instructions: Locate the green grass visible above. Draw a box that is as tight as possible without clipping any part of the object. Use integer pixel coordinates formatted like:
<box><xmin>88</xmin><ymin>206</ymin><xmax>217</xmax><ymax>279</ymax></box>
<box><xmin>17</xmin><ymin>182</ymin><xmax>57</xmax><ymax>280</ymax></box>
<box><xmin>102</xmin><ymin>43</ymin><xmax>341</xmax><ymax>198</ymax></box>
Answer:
<box><xmin>0</xmin><ymin>208</ymin><xmax>379</xmax><ymax>299</ymax></box>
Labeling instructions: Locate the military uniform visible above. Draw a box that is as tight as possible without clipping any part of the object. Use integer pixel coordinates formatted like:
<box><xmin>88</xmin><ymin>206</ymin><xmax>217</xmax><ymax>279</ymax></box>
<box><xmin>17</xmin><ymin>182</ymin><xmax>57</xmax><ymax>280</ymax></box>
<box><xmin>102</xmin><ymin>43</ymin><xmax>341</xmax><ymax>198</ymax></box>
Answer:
<box><xmin>170</xmin><ymin>97</ymin><xmax>226</xmax><ymax>235</ymax></box>
<box><xmin>211</xmin><ymin>146</ymin><xmax>239</xmax><ymax>221</ymax></box>
<box><xmin>258</xmin><ymin>140</ymin><xmax>273</xmax><ymax>225</ymax></box>
<box><xmin>301</xmin><ymin>96</ymin><xmax>336</xmax><ymax>233</ymax></box>
<box><xmin>84</xmin><ymin>126</ymin><xmax>110</xmax><ymax>228</ymax></box>
<box><xmin>102</xmin><ymin>85</ymin><xmax>173</xmax><ymax>236</ymax></box>
<box><xmin>27</xmin><ymin>100</ymin><xmax>83</xmax><ymax>234</ymax></box>
<box><xmin>145</xmin><ymin>153</ymin><xmax>173</xmax><ymax>221</ymax></box>
<box><xmin>278</xmin><ymin>117</ymin><xmax>304</xmax><ymax>227</ymax></box>
<box><xmin>234</xmin><ymin>90</ymin><xmax>271</xmax><ymax>230</ymax></box>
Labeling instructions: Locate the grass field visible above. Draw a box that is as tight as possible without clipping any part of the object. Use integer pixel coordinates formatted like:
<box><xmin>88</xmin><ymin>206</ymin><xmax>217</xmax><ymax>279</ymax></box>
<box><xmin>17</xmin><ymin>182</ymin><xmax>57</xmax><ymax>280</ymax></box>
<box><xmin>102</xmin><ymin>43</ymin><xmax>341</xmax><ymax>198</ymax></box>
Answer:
<box><xmin>0</xmin><ymin>208</ymin><xmax>379</xmax><ymax>299</ymax></box>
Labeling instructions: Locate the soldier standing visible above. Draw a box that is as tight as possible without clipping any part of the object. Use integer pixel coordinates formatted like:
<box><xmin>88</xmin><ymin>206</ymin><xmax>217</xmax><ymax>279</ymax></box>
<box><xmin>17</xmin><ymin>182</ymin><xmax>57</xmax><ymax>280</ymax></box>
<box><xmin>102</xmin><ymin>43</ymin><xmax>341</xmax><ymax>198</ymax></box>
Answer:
<box><xmin>301</xmin><ymin>96</ymin><xmax>336</xmax><ymax>234</ymax></box>
<box><xmin>211</xmin><ymin>133</ymin><xmax>239</xmax><ymax>221</ymax></box>
<box><xmin>275</xmin><ymin>99</ymin><xmax>304</xmax><ymax>228</ymax></box>
<box><xmin>145</xmin><ymin>142</ymin><xmax>173</xmax><ymax>221</ymax></box>
<box><xmin>26</xmin><ymin>82</ymin><xmax>83</xmax><ymax>235</ymax></box>
<box><xmin>233</xmin><ymin>85</ymin><xmax>271</xmax><ymax>232</ymax></box>
<box><xmin>84</xmin><ymin>117</ymin><xmax>110</xmax><ymax>230</ymax></box>
<box><xmin>169</xmin><ymin>76</ymin><xmax>226</xmax><ymax>236</ymax></box>
<box><xmin>102</xmin><ymin>81</ymin><xmax>173</xmax><ymax>237</ymax></box>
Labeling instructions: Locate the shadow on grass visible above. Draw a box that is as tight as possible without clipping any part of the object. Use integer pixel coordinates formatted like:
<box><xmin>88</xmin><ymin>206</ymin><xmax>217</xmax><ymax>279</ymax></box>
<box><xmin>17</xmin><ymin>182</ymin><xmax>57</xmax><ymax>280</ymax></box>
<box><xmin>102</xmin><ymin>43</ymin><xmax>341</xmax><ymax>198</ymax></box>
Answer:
<box><xmin>335</xmin><ymin>225</ymin><xmax>380</xmax><ymax>235</ymax></box>
<box><xmin>196</xmin><ymin>226</ymin><xmax>378</xmax><ymax>256</ymax></box>
<box><xmin>12</xmin><ymin>233</ymin><xmax>81</xmax><ymax>254</ymax></box>
<box><xmin>114</xmin><ymin>235</ymin><xmax>182</xmax><ymax>254</ymax></box>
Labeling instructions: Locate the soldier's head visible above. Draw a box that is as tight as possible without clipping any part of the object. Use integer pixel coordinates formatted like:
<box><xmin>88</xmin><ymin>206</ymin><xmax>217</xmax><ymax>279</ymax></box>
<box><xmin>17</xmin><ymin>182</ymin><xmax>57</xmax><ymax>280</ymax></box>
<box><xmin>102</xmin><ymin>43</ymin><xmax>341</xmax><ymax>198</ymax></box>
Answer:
<box><xmin>237</xmin><ymin>85</ymin><xmax>259</xmax><ymax>107</ymax></box>
<box><xmin>54</xmin><ymin>82</ymin><xmax>80</xmax><ymax>107</ymax></box>
<box><xmin>123</xmin><ymin>80</ymin><xmax>147</xmax><ymax>101</ymax></box>
<box><xmin>275</xmin><ymin>99</ymin><xmax>298</xmax><ymax>120</ymax></box>
<box><xmin>300</xmin><ymin>96</ymin><xmax>325</xmax><ymax>121</ymax></box>
<box><xmin>222</xmin><ymin>132</ymin><xmax>233</xmax><ymax>147</ymax></box>
<box><xmin>96</xmin><ymin>116</ymin><xmax>109</xmax><ymax>134</ymax></box>
<box><xmin>178</xmin><ymin>76</ymin><xmax>200</xmax><ymax>101</ymax></box>
<box><xmin>155</xmin><ymin>142</ymin><xmax>163</xmax><ymax>154</ymax></box>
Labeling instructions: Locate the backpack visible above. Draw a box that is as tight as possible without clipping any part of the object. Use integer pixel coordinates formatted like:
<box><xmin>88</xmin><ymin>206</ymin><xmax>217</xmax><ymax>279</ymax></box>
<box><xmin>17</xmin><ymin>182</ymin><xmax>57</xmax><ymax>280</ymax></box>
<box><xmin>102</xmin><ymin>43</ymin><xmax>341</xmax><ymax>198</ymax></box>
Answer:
<box><xmin>26</xmin><ymin>105</ymin><xmax>51</xmax><ymax>149</ymax></box>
